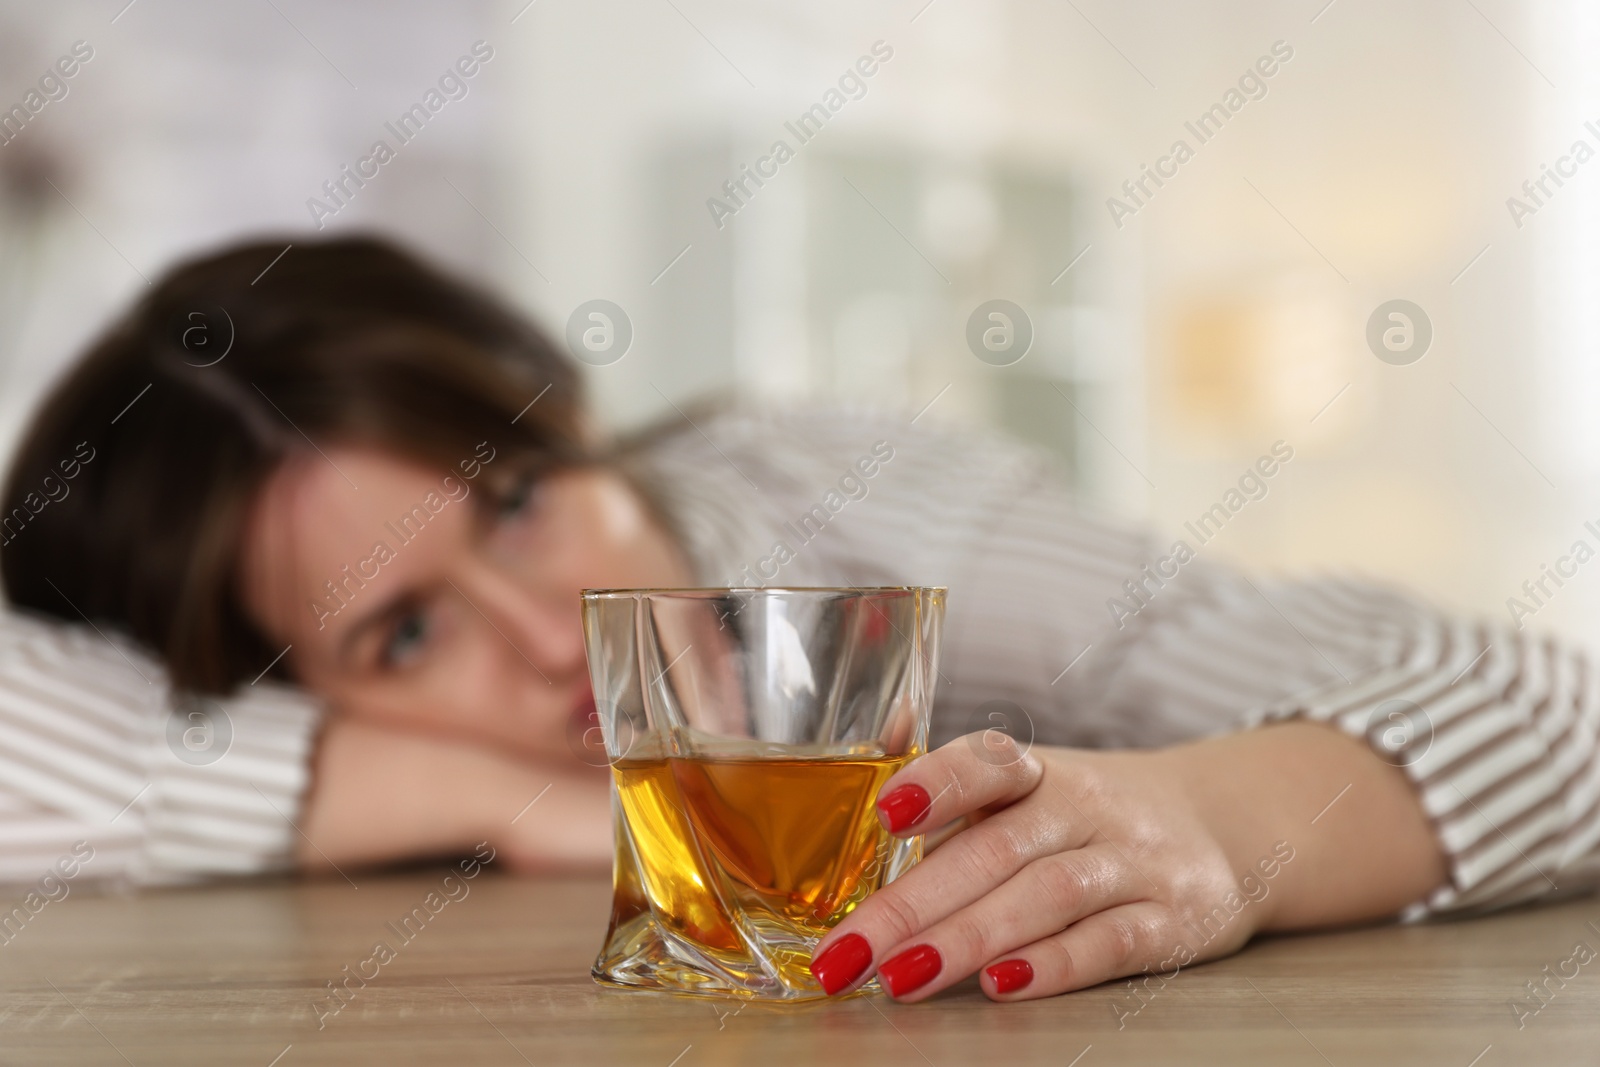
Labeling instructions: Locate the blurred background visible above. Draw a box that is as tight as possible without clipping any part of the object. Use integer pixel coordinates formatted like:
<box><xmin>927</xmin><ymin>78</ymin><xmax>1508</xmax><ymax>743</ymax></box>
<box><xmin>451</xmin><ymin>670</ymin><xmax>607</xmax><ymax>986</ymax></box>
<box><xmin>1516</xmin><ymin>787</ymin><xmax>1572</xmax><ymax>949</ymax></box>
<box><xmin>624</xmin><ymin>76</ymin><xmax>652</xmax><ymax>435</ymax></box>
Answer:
<box><xmin>2</xmin><ymin>0</ymin><xmax>1598</xmax><ymax>643</ymax></box>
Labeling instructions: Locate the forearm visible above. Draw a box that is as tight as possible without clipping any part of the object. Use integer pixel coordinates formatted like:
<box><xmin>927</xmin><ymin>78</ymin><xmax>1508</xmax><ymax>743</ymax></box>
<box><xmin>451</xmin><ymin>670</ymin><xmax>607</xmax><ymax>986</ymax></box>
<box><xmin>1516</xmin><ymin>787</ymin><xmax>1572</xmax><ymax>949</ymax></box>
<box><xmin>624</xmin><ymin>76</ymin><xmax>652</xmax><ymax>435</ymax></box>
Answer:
<box><xmin>1165</xmin><ymin>720</ymin><xmax>1447</xmax><ymax>931</ymax></box>
<box><xmin>296</xmin><ymin>718</ymin><xmax>612</xmax><ymax>874</ymax></box>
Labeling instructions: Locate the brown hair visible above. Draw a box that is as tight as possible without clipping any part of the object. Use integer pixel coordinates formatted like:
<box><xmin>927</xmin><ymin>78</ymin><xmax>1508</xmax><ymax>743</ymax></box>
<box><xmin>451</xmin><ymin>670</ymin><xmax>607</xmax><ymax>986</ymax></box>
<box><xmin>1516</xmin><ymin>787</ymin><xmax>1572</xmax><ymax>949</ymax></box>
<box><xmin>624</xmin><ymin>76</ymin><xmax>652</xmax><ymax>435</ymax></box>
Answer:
<box><xmin>1</xmin><ymin>235</ymin><xmax>585</xmax><ymax>693</ymax></box>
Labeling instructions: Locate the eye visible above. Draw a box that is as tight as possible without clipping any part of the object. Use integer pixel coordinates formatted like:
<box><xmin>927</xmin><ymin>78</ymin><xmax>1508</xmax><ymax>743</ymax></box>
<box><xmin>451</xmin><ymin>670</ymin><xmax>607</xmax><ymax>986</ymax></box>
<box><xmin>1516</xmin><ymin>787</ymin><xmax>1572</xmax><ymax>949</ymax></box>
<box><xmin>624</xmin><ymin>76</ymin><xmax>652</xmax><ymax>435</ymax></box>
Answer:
<box><xmin>381</xmin><ymin>608</ymin><xmax>430</xmax><ymax>668</ymax></box>
<box><xmin>496</xmin><ymin>473</ymin><xmax>541</xmax><ymax>523</ymax></box>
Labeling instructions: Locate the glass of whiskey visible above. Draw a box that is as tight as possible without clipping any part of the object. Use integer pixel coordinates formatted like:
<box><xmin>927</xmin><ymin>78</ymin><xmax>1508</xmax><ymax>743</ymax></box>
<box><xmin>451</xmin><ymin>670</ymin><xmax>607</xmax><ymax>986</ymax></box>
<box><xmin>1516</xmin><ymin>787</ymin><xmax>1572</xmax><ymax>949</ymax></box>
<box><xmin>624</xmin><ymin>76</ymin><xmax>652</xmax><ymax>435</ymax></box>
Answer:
<box><xmin>581</xmin><ymin>586</ymin><xmax>945</xmax><ymax>1000</ymax></box>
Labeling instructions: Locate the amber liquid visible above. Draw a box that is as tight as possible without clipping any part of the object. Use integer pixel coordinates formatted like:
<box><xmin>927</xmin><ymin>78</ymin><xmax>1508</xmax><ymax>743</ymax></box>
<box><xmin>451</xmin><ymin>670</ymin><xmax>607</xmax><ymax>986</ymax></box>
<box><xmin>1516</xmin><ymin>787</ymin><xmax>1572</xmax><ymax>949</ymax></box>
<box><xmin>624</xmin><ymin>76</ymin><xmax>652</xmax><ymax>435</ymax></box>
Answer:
<box><xmin>607</xmin><ymin>752</ymin><xmax>910</xmax><ymax>989</ymax></box>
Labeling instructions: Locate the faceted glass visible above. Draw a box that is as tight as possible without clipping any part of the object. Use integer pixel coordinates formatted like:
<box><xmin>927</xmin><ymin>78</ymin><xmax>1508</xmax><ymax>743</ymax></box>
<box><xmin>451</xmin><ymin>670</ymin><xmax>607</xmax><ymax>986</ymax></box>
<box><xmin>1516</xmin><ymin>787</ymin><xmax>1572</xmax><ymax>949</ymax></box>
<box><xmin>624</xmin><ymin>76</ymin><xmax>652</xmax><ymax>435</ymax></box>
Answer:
<box><xmin>582</xmin><ymin>586</ymin><xmax>945</xmax><ymax>1000</ymax></box>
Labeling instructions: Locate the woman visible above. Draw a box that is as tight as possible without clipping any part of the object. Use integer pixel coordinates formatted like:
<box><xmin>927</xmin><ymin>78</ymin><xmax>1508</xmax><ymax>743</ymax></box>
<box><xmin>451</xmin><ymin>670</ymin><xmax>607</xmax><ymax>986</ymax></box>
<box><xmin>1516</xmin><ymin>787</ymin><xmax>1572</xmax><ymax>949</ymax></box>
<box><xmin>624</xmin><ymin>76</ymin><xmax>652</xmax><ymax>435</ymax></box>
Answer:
<box><xmin>1</xmin><ymin>236</ymin><xmax>1594</xmax><ymax>1003</ymax></box>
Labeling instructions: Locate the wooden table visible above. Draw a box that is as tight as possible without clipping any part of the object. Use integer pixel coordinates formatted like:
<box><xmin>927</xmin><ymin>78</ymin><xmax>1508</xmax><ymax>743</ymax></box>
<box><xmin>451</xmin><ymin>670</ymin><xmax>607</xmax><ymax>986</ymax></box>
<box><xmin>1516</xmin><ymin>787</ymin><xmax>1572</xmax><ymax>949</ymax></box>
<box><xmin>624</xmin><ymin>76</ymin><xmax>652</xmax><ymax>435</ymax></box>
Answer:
<box><xmin>2</xmin><ymin>869</ymin><xmax>1597</xmax><ymax>1066</ymax></box>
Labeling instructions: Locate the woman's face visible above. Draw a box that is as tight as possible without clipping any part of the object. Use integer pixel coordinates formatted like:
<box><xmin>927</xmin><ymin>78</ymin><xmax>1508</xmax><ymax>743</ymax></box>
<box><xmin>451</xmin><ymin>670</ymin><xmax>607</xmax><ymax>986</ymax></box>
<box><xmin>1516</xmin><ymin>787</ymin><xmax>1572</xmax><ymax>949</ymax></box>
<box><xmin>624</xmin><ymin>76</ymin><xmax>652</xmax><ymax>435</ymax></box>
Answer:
<box><xmin>238</xmin><ymin>445</ymin><xmax>690</xmax><ymax>771</ymax></box>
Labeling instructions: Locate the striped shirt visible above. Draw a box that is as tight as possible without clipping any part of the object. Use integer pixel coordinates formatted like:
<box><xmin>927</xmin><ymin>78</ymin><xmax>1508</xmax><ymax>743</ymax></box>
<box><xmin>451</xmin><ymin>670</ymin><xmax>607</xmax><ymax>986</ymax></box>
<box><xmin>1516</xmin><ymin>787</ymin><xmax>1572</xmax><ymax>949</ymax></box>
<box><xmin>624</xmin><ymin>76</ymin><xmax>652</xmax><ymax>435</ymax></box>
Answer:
<box><xmin>0</xmin><ymin>619</ymin><xmax>317</xmax><ymax>890</ymax></box>
<box><xmin>1</xmin><ymin>405</ymin><xmax>1595</xmax><ymax>918</ymax></box>
<box><xmin>624</xmin><ymin>406</ymin><xmax>1600</xmax><ymax>919</ymax></box>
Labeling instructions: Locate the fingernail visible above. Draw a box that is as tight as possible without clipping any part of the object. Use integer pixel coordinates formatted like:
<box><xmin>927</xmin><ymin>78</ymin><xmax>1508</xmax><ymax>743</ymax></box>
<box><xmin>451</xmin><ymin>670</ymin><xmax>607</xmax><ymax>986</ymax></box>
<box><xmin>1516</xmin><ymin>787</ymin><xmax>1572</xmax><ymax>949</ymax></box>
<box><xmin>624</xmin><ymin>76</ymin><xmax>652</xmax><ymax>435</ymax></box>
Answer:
<box><xmin>876</xmin><ymin>783</ymin><xmax>932</xmax><ymax>833</ymax></box>
<box><xmin>809</xmin><ymin>932</ymin><xmax>872</xmax><ymax>995</ymax></box>
<box><xmin>878</xmin><ymin>944</ymin><xmax>942</xmax><ymax>997</ymax></box>
<box><xmin>985</xmin><ymin>958</ymin><xmax>1034</xmax><ymax>994</ymax></box>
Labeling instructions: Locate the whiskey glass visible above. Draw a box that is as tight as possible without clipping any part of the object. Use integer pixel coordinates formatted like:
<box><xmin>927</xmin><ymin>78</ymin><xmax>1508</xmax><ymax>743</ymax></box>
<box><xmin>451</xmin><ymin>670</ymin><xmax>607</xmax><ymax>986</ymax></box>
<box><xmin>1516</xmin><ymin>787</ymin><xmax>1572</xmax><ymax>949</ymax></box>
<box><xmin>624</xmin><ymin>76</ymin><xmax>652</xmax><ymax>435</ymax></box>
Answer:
<box><xmin>582</xmin><ymin>586</ymin><xmax>945</xmax><ymax>1000</ymax></box>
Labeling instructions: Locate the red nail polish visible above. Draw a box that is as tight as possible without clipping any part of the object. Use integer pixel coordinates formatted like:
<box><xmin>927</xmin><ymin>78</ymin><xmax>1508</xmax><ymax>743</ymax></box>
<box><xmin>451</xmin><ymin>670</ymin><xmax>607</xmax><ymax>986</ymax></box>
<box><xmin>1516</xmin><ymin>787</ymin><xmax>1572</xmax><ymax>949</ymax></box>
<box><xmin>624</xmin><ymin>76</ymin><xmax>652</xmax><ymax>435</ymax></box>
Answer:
<box><xmin>985</xmin><ymin>958</ymin><xmax>1034</xmax><ymax>994</ymax></box>
<box><xmin>877</xmin><ymin>783</ymin><xmax>932</xmax><ymax>833</ymax></box>
<box><xmin>810</xmin><ymin>932</ymin><xmax>873</xmax><ymax>995</ymax></box>
<box><xmin>878</xmin><ymin>944</ymin><xmax>942</xmax><ymax>997</ymax></box>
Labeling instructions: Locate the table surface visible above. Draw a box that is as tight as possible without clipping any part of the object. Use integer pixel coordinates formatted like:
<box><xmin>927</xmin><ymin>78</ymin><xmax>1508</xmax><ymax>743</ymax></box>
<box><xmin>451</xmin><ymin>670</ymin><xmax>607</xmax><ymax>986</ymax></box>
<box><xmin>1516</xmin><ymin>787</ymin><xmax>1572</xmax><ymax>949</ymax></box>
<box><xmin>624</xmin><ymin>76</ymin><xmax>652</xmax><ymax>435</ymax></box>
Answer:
<box><xmin>2</xmin><ymin>868</ymin><xmax>1598</xmax><ymax>1066</ymax></box>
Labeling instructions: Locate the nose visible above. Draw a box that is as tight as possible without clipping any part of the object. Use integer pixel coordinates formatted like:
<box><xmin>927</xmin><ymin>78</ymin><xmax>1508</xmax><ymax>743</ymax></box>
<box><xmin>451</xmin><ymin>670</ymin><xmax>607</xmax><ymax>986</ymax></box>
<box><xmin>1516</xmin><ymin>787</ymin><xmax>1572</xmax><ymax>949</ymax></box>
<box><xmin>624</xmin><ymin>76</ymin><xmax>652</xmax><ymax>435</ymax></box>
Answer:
<box><xmin>452</xmin><ymin>560</ymin><xmax>588</xmax><ymax>684</ymax></box>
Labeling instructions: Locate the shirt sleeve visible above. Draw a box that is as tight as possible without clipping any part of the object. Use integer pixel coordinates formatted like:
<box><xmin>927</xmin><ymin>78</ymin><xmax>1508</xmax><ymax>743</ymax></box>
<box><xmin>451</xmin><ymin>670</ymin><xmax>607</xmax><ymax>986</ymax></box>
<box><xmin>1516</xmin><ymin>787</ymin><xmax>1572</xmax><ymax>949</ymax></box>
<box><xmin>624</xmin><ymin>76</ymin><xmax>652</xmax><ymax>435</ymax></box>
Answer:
<box><xmin>883</xmin><ymin>416</ymin><xmax>1600</xmax><ymax>920</ymax></box>
<box><xmin>1094</xmin><ymin>562</ymin><xmax>1600</xmax><ymax>919</ymax></box>
<box><xmin>1257</xmin><ymin>607</ymin><xmax>1600</xmax><ymax>918</ymax></box>
<box><xmin>630</xmin><ymin>405</ymin><xmax>1600</xmax><ymax>919</ymax></box>
<box><xmin>0</xmin><ymin>612</ymin><xmax>324</xmax><ymax>888</ymax></box>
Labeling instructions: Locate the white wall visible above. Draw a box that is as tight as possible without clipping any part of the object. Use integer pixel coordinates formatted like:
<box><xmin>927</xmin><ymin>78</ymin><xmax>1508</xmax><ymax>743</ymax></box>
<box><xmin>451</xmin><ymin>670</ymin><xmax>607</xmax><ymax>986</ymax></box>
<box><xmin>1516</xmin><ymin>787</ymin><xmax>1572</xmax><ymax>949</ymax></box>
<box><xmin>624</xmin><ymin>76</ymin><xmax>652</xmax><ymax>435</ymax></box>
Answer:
<box><xmin>2</xmin><ymin>0</ymin><xmax>1596</xmax><ymax>643</ymax></box>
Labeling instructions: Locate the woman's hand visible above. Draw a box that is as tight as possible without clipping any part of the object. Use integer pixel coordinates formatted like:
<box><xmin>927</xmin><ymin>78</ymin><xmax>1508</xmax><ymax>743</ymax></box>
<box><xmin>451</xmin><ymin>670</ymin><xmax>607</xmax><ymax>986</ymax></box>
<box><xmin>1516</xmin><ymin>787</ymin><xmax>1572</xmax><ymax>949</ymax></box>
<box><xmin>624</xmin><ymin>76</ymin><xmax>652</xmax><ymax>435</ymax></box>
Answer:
<box><xmin>808</xmin><ymin>720</ymin><xmax>1447</xmax><ymax>1001</ymax></box>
